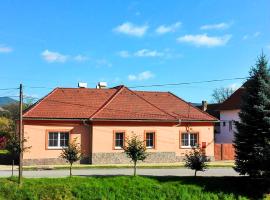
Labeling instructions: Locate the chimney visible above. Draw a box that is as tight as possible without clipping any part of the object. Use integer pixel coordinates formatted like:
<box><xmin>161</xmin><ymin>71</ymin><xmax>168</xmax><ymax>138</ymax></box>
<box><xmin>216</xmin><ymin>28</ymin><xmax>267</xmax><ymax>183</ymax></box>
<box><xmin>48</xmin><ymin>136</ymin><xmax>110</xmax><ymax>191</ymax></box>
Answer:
<box><xmin>96</xmin><ymin>82</ymin><xmax>107</xmax><ymax>89</ymax></box>
<box><xmin>78</xmin><ymin>82</ymin><xmax>87</xmax><ymax>88</ymax></box>
<box><xmin>202</xmin><ymin>100</ymin><xmax>207</xmax><ymax>111</ymax></box>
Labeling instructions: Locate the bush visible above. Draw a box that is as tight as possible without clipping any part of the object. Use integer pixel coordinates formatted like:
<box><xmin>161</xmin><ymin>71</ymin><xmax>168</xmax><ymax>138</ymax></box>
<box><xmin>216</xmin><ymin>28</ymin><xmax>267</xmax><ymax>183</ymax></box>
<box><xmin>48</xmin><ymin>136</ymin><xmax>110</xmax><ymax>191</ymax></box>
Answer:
<box><xmin>184</xmin><ymin>148</ymin><xmax>209</xmax><ymax>176</ymax></box>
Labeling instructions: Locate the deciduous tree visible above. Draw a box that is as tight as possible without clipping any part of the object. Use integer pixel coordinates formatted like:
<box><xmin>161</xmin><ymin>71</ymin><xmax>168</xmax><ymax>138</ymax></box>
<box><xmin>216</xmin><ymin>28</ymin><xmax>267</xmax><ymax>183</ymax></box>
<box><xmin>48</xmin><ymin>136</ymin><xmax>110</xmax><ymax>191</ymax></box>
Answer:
<box><xmin>60</xmin><ymin>138</ymin><xmax>82</xmax><ymax>177</ymax></box>
<box><xmin>124</xmin><ymin>135</ymin><xmax>147</xmax><ymax>176</ymax></box>
<box><xmin>184</xmin><ymin>148</ymin><xmax>209</xmax><ymax>177</ymax></box>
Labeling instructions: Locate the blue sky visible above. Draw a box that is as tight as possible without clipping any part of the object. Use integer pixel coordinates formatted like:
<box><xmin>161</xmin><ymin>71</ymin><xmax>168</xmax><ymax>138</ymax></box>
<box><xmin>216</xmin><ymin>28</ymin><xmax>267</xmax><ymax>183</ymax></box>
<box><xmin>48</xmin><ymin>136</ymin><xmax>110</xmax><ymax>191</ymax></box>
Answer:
<box><xmin>0</xmin><ymin>0</ymin><xmax>270</xmax><ymax>103</ymax></box>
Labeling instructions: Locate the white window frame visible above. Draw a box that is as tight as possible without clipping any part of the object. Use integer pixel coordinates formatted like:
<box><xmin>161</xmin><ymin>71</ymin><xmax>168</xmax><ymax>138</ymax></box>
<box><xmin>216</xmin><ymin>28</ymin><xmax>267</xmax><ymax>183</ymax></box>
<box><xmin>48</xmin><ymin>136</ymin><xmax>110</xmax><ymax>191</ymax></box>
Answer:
<box><xmin>48</xmin><ymin>132</ymin><xmax>69</xmax><ymax>149</ymax></box>
<box><xmin>181</xmin><ymin>132</ymin><xmax>198</xmax><ymax>148</ymax></box>
<box><xmin>145</xmin><ymin>132</ymin><xmax>155</xmax><ymax>149</ymax></box>
<box><xmin>114</xmin><ymin>131</ymin><xmax>125</xmax><ymax>149</ymax></box>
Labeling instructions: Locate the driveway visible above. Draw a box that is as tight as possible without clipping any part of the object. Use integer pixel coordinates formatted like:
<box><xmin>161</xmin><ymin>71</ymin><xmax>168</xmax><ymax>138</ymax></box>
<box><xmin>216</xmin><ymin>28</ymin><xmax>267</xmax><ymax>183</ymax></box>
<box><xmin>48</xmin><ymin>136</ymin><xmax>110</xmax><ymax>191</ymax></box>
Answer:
<box><xmin>0</xmin><ymin>168</ymin><xmax>240</xmax><ymax>178</ymax></box>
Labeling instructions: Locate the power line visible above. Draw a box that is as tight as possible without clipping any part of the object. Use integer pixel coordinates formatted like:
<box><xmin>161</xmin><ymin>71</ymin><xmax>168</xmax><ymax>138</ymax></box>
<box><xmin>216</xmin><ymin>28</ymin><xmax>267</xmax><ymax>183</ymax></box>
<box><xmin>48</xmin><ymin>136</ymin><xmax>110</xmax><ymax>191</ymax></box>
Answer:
<box><xmin>129</xmin><ymin>77</ymin><xmax>248</xmax><ymax>89</ymax></box>
<box><xmin>21</xmin><ymin>77</ymin><xmax>248</xmax><ymax>90</ymax></box>
<box><xmin>0</xmin><ymin>87</ymin><xmax>19</xmax><ymax>91</ymax></box>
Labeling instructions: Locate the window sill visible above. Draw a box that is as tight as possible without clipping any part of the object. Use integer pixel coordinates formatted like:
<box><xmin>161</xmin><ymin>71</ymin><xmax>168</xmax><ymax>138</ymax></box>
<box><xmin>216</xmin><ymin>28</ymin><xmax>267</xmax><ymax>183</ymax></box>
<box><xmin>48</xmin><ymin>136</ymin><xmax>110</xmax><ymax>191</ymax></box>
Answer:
<box><xmin>47</xmin><ymin>147</ymin><xmax>66</xmax><ymax>150</ymax></box>
<box><xmin>180</xmin><ymin>146</ymin><xmax>197</xmax><ymax>149</ymax></box>
<box><xmin>146</xmin><ymin>146</ymin><xmax>154</xmax><ymax>149</ymax></box>
<box><xmin>114</xmin><ymin>147</ymin><xmax>124</xmax><ymax>150</ymax></box>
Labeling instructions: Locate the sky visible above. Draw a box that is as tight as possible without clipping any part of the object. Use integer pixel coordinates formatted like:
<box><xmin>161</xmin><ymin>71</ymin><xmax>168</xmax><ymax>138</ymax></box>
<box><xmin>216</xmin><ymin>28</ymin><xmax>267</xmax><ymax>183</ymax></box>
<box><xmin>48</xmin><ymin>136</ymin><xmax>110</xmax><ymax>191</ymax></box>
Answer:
<box><xmin>0</xmin><ymin>0</ymin><xmax>270</xmax><ymax>103</ymax></box>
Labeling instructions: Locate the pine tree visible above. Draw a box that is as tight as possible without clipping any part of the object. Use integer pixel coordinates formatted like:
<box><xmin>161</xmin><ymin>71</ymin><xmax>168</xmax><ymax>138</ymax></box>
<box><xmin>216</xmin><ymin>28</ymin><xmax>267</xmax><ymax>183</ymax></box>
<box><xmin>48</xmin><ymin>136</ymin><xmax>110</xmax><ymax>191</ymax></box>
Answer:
<box><xmin>234</xmin><ymin>53</ymin><xmax>270</xmax><ymax>177</ymax></box>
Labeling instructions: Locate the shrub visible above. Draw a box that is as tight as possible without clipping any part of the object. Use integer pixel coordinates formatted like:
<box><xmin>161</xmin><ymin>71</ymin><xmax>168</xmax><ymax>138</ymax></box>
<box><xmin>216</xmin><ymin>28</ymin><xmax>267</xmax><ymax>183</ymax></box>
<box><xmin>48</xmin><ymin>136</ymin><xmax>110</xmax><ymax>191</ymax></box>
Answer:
<box><xmin>184</xmin><ymin>148</ymin><xmax>209</xmax><ymax>176</ymax></box>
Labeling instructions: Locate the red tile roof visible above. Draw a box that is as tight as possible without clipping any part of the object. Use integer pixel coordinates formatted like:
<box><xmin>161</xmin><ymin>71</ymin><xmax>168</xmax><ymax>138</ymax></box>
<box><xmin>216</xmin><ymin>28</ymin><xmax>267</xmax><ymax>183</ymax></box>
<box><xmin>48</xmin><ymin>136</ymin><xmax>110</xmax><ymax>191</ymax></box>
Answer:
<box><xmin>219</xmin><ymin>87</ymin><xmax>245</xmax><ymax>110</ymax></box>
<box><xmin>23</xmin><ymin>86</ymin><xmax>217</xmax><ymax>121</ymax></box>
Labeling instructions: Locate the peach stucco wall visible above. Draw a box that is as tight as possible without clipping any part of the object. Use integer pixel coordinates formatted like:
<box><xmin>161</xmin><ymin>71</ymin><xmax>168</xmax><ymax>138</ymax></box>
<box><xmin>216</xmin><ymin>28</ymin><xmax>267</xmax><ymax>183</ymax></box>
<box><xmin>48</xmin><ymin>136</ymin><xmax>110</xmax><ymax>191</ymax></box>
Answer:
<box><xmin>23</xmin><ymin>121</ymin><xmax>90</xmax><ymax>159</ymax></box>
<box><xmin>92</xmin><ymin>122</ymin><xmax>214</xmax><ymax>158</ymax></box>
<box><xmin>23</xmin><ymin>120</ymin><xmax>214</xmax><ymax>160</ymax></box>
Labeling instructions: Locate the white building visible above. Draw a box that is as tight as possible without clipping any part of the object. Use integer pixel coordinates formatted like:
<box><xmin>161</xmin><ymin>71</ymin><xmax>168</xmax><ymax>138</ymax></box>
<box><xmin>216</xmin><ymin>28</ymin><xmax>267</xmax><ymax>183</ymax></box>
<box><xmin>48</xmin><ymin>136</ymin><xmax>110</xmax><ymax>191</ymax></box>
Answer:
<box><xmin>216</xmin><ymin>87</ymin><xmax>245</xmax><ymax>143</ymax></box>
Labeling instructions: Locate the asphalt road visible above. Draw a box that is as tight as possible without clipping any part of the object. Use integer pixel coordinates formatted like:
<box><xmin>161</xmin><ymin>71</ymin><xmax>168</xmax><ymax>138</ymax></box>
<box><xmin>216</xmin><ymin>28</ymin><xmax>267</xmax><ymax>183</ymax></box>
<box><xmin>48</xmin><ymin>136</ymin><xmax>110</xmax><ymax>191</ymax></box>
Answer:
<box><xmin>0</xmin><ymin>168</ymin><xmax>240</xmax><ymax>178</ymax></box>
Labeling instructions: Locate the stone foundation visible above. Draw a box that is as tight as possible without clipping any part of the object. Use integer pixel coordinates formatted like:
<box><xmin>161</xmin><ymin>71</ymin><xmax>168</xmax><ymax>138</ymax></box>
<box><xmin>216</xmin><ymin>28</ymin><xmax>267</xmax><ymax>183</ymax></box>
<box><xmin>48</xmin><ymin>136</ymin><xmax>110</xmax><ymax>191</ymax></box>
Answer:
<box><xmin>91</xmin><ymin>152</ymin><xmax>183</xmax><ymax>164</ymax></box>
<box><xmin>23</xmin><ymin>157</ymin><xmax>90</xmax><ymax>166</ymax></box>
<box><xmin>23</xmin><ymin>154</ymin><xmax>214</xmax><ymax>165</ymax></box>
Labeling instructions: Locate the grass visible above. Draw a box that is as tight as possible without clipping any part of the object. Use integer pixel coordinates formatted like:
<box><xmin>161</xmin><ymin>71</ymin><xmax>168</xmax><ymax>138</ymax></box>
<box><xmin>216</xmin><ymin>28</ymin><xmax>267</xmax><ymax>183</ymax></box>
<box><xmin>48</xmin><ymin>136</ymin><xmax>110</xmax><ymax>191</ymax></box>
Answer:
<box><xmin>0</xmin><ymin>150</ymin><xmax>9</xmax><ymax>155</ymax></box>
<box><xmin>0</xmin><ymin>176</ymin><xmax>269</xmax><ymax>200</ymax></box>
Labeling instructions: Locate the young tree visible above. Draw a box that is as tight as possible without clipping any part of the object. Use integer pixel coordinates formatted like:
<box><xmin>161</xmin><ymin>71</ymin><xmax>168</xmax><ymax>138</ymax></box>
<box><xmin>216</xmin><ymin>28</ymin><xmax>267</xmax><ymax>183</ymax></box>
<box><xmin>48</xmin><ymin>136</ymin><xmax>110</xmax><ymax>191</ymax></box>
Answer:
<box><xmin>60</xmin><ymin>138</ymin><xmax>82</xmax><ymax>177</ymax></box>
<box><xmin>234</xmin><ymin>54</ymin><xmax>270</xmax><ymax>177</ymax></box>
<box><xmin>124</xmin><ymin>135</ymin><xmax>147</xmax><ymax>176</ymax></box>
<box><xmin>5</xmin><ymin>135</ymin><xmax>31</xmax><ymax>177</ymax></box>
<box><xmin>184</xmin><ymin>148</ymin><xmax>209</xmax><ymax>177</ymax></box>
<box><xmin>211</xmin><ymin>87</ymin><xmax>235</xmax><ymax>103</ymax></box>
<box><xmin>5</xmin><ymin>135</ymin><xmax>20</xmax><ymax>177</ymax></box>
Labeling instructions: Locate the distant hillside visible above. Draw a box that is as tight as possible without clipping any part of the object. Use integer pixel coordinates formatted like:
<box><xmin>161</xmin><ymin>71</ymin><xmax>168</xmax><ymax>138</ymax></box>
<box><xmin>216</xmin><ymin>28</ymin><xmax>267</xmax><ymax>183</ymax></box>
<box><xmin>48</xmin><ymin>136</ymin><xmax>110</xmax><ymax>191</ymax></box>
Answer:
<box><xmin>0</xmin><ymin>97</ymin><xmax>18</xmax><ymax>106</ymax></box>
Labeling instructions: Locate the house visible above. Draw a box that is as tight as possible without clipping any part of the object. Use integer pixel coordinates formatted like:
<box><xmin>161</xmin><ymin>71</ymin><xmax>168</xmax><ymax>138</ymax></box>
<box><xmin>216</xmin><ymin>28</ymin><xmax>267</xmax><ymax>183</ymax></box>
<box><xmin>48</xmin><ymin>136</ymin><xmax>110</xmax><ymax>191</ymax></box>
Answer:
<box><xmin>22</xmin><ymin>84</ymin><xmax>217</xmax><ymax>165</ymax></box>
<box><xmin>216</xmin><ymin>87</ymin><xmax>245</xmax><ymax>143</ymax></box>
<box><xmin>197</xmin><ymin>101</ymin><xmax>221</xmax><ymax>137</ymax></box>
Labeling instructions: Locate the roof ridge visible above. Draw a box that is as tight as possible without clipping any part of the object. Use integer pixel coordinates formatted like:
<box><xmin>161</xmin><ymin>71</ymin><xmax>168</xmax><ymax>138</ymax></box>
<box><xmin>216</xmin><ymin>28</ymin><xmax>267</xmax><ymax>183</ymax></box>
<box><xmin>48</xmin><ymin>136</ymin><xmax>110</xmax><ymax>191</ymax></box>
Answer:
<box><xmin>89</xmin><ymin>85</ymin><xmax>125</xmax><ymax>119</ymax></box>
<box><xmin>23</xmin><ymin>87</ymin><xmax>59</xmax><ymax>117</ymax></box>
<box><xmin>128</xmin><ymin>88</ymin><xmax>177</xmax><ymax>119</ymax></box>
<box><xmin>168</xmin><ymin>92</ymin><xmax>217</xmax><ymax>121</ymax></box>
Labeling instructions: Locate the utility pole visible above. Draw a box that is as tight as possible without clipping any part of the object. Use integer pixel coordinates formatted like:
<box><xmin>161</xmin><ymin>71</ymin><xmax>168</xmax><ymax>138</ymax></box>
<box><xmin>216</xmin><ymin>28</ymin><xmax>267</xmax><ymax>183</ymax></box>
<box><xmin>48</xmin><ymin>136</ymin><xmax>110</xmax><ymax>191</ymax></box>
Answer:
<box><xmin>19</xmin><ymin>83</ymin><xmax>23</xmax><ymax>184</ymax></box>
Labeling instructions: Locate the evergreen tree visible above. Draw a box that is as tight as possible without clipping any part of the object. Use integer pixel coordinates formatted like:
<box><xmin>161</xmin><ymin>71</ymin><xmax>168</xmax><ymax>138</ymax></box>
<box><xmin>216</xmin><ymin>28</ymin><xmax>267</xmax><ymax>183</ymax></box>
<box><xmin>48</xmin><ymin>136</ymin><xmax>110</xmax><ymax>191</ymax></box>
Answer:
<box><xmin>234</xmin><ymin>53</ymin><xmax>270</xmax><ymax>177</ymax></box>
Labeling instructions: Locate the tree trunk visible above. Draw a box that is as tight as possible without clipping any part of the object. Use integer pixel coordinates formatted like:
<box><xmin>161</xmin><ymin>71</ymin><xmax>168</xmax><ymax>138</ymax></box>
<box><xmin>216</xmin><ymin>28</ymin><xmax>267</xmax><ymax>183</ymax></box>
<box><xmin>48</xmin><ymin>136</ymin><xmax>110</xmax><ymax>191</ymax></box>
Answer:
<box><xmin>11</xmin><ymin>159</ymin><xmax>14</xmax><ymax>177</ymax></box>
<box><xmin>195</xmin><ymin>170</ymin><xmax>197</xmax><ymax>177</ymax></box>
<box><xmin>133</xmin><ymin>161</ymin><xmax>137</xmax><ymax>176</ymax></box>
<box><xmin>70</xmin><ymin>163</ymin><xmax>72</xmax><ymax>177</ymax></box>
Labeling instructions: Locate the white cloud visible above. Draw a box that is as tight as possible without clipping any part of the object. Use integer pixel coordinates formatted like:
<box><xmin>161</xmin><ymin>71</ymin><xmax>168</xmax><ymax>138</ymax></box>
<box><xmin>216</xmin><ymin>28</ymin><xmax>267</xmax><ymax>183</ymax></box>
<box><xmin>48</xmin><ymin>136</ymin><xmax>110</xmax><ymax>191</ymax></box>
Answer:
<box><xmin>128</xmin><ymin>71</ymin><xmax>154</xmax><ymax>81</ymax></box>
<box><xmin>117</xmin><ymin>50</ymin><xmax>130</xmax><ymax>58</ymax></box>
<box><xmin>41</xmin><ymin>50</ymin><xmax>68</xmax><ymax>63</ymax></box>
<box><xmin>242</xmin><ymin>35</ymin><xmax>249</xmax><ymax>40</ymax></box>
<box><xmin>156</xmin><ymin>22</ymin><xmax>181</xmax><ymax>34</ymax></box>
<box><xmin>177</xmin><ymin>34</ymin><xmax>231</xmax><ymax>47</ymax></box>
<box><xmin>117</xmin><ymin>48</ymin><xmax>182</xmax><ymax>59</ymax></box>
<box><xmin>254</xmin><ymin>31</ymin><xmax>261</xmax><ymax>37</ymax></box>
<box><xmin>200</xmin><ymin>22</ymin><xmax>230</xmax><ymax>30</ymax></box>
<box><xmin>243</xmin><ymin>32</ymin><xmax>261</xmax><ymax>40</ymax></box>
<box><xmin>228</xmin><ymin>83</ymin><xmax>240</xmax><ymax>91</ymax></box>
<box><xmin>96</xmin><ymin>59</ymin><xmax>112</xmax><ymax>67</ymax></box>
<box><xmin>113</xmin><ymin>22</ymin><xmax>148</xmax><ymax>37</ymax></box>
<box><xmin>134</xmin><ymin>49</ymin><xmax>163</xmax><ymax>57</ymax></box>
<box><xmin>41</xmin><ymin>50</ymin><xmax>90</xmax><ymax>63</ymax></box>
<box><xmin>0</xmin><ymin>45</ymin><xmax>13</xmax><ymax>53</ymax></box>
<box><xmin>74</xmin><ymin>55</ymin><xmax>88</xmax><ymax>62</ymax></box>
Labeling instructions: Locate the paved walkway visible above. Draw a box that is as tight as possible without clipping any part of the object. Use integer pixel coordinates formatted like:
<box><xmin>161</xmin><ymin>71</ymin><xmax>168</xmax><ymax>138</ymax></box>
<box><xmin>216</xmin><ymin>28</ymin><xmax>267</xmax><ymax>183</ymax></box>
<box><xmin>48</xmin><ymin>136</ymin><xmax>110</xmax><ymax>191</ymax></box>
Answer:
<box><xmin>0</xmin><ymin>168</ymin><xmax>240</xmax><ymax>178</ymax></box>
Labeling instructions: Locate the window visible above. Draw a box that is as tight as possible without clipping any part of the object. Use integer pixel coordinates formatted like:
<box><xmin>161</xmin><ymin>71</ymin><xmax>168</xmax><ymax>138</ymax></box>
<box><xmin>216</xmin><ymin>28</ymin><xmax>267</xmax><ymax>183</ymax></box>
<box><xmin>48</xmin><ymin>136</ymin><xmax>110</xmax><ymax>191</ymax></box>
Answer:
<box><xmin>114</xmin><ymin>131</ymin><xmax>125</xmax><ymax>149</ymax></box>
<box><xmin>181</xmin><ymin>133</ymin><xmax>198</xmax><ymax>148</ymax></box>
<box><xmin>48</xmin><ymin>131</ymin><xmax>69</xmax><ymax>149</ymax></box>
<box><xmin>223</xmin><ymin>121</ymin><xmax>226</xmax><ymax>126</ymax></box>
<box><xmin>145</xmin><ymin>132</ymin><xmax>155</xmax><ymax>149</ymax></box>
<box><xmin>229</xmin><ymin>121</ymin><xmax>233</xmax><ymax>132</ymax></box>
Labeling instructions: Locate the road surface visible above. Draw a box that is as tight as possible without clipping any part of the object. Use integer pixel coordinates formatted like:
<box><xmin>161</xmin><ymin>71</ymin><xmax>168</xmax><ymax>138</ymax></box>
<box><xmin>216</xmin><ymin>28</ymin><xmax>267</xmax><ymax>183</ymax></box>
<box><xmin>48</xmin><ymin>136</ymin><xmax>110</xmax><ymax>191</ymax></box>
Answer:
<box><xmin>0</xmin><ymin>167</ymin><xmax>240</xmax><ymax>178</ymax></box>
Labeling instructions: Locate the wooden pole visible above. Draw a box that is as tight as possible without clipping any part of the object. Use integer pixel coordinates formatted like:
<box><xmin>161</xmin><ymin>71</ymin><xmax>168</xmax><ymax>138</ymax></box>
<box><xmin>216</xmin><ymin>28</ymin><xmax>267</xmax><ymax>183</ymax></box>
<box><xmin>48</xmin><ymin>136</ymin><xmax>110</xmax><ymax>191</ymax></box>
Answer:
<box><xmin>19</xmin><ymin>84</ymin><xmax>23</xmax><ymax>184</ymax></box>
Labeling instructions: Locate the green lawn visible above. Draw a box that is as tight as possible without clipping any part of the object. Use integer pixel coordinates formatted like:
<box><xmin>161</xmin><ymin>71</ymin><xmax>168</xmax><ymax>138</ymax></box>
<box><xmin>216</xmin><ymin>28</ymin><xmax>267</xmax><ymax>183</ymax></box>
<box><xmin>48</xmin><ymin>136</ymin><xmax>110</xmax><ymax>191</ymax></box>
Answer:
<box><xmin>0</xmin><ymin>176</ymin><xmax>269</xmax><ymax>200</ymax></box>
<box><xmin>0</xmin><ymin>150</ymin><xmax>9</xmax><ymax>155</ymax></box>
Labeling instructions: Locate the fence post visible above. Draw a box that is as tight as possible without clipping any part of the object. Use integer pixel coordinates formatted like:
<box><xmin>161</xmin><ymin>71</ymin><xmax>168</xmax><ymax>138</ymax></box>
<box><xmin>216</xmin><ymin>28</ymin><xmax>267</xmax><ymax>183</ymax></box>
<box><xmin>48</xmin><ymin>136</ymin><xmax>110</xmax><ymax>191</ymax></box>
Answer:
<box><xmin>221</xmin><ymin>144</ymin><xmax>223</xmax><ymax>160</ymax></box>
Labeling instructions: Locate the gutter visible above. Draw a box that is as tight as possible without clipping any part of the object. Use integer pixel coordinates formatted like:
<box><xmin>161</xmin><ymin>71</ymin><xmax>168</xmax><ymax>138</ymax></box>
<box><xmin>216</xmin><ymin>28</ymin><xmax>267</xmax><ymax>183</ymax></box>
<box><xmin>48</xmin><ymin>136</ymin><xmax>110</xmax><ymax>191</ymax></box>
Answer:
<box><xmin>23</xmin><ymin>117</ymin><xmax>218</xmax><ymax>123</ymax></box>
<box><xmin>23</xmin><ymin>117</ymin><xmax>89</xmax><ymax>121</ymax></box>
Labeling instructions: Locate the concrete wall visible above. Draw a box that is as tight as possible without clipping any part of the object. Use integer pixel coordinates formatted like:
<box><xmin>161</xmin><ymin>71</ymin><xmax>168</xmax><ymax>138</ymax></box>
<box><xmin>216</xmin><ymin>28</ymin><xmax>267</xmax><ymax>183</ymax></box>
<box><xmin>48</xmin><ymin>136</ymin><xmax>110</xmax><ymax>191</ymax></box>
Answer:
<box><xmin>217</xmin><ymin>109</ymin><xmax>240</xmax><ymax>143</ymax></box>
